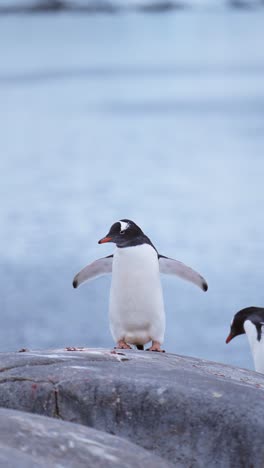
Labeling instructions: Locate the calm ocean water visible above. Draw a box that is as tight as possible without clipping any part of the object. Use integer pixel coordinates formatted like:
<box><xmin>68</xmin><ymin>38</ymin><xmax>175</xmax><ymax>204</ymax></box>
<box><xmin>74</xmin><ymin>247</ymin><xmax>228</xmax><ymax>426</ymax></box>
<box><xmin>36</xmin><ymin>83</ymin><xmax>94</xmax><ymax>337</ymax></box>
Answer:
<box><xmin>0</xmin><ymin>9</ymin><xmax>263</xmax><ymax>370</ymax></box>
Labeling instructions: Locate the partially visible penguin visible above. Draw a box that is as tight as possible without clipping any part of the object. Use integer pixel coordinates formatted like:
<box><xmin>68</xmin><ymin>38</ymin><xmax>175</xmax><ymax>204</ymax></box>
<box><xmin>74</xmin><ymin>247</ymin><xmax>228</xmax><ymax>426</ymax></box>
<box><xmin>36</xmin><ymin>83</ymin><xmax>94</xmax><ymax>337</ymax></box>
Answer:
<box><xmin>73</xmin><ymin>219</ymin><xmax>208</xmax><ymax>352</ymax></box>
<box><xmin>226</xmin><ymin>306</ymin><xmax>264</xmax><ymax>373</ymax></box>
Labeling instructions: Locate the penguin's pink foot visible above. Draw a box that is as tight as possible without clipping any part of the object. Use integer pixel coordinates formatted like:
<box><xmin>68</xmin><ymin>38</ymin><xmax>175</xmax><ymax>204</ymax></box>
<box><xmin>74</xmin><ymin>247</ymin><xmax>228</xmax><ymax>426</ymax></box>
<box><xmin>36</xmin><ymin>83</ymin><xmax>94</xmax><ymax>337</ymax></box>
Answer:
<box><xmin>146</xmin><ymin>341</ymin><xmax>165</xmax><ymax>353</ymax></box>
<box><xmin>115</xmin><ymin>341</ymin><xmax>132</xmax><ymax>350</ymax></box>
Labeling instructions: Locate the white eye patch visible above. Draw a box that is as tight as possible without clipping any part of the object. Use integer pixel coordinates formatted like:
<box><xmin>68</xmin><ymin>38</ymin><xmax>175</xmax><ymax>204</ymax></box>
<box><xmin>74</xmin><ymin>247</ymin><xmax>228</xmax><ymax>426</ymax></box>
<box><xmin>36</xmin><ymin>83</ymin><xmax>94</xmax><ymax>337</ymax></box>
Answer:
<box><xmin>119</xmin><ymin>221</ymin><xmax>129</xmax><ymax>232</ymax></box>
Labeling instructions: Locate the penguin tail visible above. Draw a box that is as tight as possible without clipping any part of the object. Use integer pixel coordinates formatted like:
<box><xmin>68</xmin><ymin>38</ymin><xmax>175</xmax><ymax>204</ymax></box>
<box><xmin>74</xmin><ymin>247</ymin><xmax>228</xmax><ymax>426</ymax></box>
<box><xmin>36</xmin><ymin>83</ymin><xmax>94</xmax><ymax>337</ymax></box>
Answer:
<box><xmin>136</xmin><ymin>344</ymin><xmax>144</xmax><ymax>351</ymax></box>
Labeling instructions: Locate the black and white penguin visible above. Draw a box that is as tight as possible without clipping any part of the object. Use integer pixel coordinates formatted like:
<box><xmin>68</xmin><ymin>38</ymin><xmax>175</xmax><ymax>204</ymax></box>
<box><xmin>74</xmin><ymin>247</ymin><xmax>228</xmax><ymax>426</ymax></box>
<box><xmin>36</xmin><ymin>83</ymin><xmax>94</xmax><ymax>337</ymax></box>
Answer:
<box><xmin>226</xmin><ymin>306</ymin><xmax>264</xmax><ymax>373</ymax></box>
<box><xmin>73</xmin><ymin>219</ymin><xmax>208</xmax><ymax>352</ymax></box>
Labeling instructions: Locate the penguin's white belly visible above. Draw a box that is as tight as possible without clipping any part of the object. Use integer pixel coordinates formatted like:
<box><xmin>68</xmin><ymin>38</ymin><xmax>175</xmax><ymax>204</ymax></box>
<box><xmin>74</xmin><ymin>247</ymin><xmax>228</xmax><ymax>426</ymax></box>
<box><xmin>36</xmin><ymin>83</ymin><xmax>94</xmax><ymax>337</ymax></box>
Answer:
<box><xmin>109</xmin><ymin>245</ymin><xmax>165</xmax><ymax>345</ymax></box>
<box><xmin>244</xmin><ymin>320</ymin><xmax>264</xmax><ymax>373</ymax></box>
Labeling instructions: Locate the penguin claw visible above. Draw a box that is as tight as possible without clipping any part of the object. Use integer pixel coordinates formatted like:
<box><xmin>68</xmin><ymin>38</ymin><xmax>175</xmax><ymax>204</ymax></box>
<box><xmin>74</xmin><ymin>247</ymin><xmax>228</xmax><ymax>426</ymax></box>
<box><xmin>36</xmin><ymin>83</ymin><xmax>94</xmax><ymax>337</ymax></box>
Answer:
<box><xmin>115</xmin><ymin>341</ymin><xmax>132</xmax><ymax>350</ymax></box>
<box><xmin>146</xmin><ymin>341</ymin><xmax>165</xmax><ymax>352</ymax></box>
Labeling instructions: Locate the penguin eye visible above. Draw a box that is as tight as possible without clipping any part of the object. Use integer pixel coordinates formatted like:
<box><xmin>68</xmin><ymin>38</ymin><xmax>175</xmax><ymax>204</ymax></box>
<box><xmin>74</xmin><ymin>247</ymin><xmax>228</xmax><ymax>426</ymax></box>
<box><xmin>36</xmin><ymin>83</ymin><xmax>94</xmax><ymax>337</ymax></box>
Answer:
<box><xmin>120</xmin><ymin>230</ymin><xmax>125</xmax><ymax>235</ymax></box>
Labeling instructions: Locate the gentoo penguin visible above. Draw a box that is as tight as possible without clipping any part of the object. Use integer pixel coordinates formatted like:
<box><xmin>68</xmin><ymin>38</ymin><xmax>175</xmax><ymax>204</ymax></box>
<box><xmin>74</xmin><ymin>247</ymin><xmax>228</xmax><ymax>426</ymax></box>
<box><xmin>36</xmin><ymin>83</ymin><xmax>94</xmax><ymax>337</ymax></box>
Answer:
<box><xmin>73</xmin><ymin>219</ymin><xmax>208</xmax><ymax>352</ymax></box>
<box><xmin>226</xmin><ymin>306</ymin><xmax>264</xmax><ymax>373</ymax></box>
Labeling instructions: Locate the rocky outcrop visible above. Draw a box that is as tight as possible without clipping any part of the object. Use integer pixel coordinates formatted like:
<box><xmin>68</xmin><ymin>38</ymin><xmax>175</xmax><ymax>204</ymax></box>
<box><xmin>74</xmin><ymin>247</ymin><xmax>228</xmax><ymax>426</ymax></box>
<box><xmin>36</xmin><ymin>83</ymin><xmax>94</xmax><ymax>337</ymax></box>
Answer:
<box><xmin>0</xmin><ymin>348</ymin><xmax>263</xmax><ymax>466</ymax></box>
<box><xmin>0</xmin><ymin>407</ymin><xmax>171</xmax><ymax>467</ymax></box>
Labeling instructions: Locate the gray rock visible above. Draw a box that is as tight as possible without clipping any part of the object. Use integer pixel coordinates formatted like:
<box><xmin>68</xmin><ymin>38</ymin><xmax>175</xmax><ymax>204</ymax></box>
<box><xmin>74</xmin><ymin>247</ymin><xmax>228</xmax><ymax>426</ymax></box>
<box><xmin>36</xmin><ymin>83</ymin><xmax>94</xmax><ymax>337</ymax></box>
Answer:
<box><xmin>0</xmin><ymin>348</ymin><xmax>264</xmax><ymax>466</ymax></box>
<box><xmin>0</xmin><ymin>407</ymin><xmax>171</xmax><ymax>467</ymax></box>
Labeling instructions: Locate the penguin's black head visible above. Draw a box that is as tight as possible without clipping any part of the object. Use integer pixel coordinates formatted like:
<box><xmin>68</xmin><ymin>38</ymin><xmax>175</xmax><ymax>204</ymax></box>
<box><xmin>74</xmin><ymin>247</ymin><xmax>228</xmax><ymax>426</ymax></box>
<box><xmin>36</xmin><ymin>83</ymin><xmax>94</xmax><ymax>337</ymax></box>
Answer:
<box><xmin>226</xmin><ymin>307</ymin><xmax>264</xmax><ymax>344</ymax></box>
<box><xmin>98</xmin><ymin>219</ymin><xmax>152</xmax><ymax>248</ymax></box>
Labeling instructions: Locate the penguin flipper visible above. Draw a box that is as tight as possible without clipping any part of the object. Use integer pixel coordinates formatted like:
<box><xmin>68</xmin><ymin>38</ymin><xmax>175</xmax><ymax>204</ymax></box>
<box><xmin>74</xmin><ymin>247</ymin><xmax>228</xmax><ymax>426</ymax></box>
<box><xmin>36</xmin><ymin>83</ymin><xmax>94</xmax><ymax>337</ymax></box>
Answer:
<box><xmin>158</xmin><ymin>255</ymin><xmax>208</xmax><ymax>292</ymax></box>
<box><xmin>73</xmin><ymin>255</ymin><xmax>113</xmax><ymax>288</ymax></box>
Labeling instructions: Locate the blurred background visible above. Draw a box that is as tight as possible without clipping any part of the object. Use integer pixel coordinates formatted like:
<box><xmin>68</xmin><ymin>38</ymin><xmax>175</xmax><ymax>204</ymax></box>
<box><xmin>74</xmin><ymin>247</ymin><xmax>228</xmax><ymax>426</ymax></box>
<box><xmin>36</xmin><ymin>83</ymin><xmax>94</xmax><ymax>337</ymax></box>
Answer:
<box><xmin>0</xmin><ymin>0</ymin><xmax>263</xmax><ymax>371</ymax></box>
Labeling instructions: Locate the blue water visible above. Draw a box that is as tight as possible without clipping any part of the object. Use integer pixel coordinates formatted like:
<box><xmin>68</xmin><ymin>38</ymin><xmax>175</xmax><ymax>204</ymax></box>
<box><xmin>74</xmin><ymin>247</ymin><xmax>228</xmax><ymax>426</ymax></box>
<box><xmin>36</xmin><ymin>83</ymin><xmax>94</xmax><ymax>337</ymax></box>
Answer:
<box><xmin>0</xmin><ymin>10</ymin><xmax>264</xmax><ymax>371</ymax></box>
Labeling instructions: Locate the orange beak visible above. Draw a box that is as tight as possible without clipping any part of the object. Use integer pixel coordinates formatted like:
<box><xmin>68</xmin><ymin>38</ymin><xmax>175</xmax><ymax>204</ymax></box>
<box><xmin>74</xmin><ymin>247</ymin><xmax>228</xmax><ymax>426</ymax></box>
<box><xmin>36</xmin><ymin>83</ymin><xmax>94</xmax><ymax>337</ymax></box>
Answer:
<box><xmin>98</xmin><ymin>236</ymin><xmax>112</xmax><ymax>244</ymax></box>
<box><xmin>225</xmin><ymin>333</ymin><xmax>234</xmax><ymax>344</ymax></box>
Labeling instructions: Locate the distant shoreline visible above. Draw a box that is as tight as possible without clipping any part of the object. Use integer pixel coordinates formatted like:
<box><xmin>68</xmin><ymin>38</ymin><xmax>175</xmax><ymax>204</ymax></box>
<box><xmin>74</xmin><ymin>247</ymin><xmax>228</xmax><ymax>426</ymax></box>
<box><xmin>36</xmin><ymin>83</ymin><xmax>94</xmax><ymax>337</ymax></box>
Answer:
<box><xmin>0</xmin><ymin>0</ymin><xmax>262</xmax><ymax>15</ymax></box>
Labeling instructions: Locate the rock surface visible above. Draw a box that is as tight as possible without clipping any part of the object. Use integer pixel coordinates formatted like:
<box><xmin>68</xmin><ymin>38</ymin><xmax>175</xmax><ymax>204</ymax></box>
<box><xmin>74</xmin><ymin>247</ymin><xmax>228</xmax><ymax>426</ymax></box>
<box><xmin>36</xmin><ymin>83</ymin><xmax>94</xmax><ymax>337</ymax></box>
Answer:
<box><xmin>0</xmin><ymin>348</ymin><xmax>264</xmax><ymax>467</ymax></box>
<box><xmin>0</xmin><ymin>407</ymin><xmax>171</xmax><ymax>467</ymax></box>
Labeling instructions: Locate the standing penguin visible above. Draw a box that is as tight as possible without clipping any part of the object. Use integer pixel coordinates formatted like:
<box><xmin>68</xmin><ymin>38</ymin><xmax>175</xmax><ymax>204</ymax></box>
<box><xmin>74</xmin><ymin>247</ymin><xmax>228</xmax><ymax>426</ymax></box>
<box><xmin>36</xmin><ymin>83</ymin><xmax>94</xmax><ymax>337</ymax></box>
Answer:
<box><xmin>226</xmin><ymin>306</ymin><xmax>264</xmax><ymax>373</ymax></box>
<box><xmin>73</xmin><ymin>219</ymin><xmax>208</xmax><ymax>352</ymax></box>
